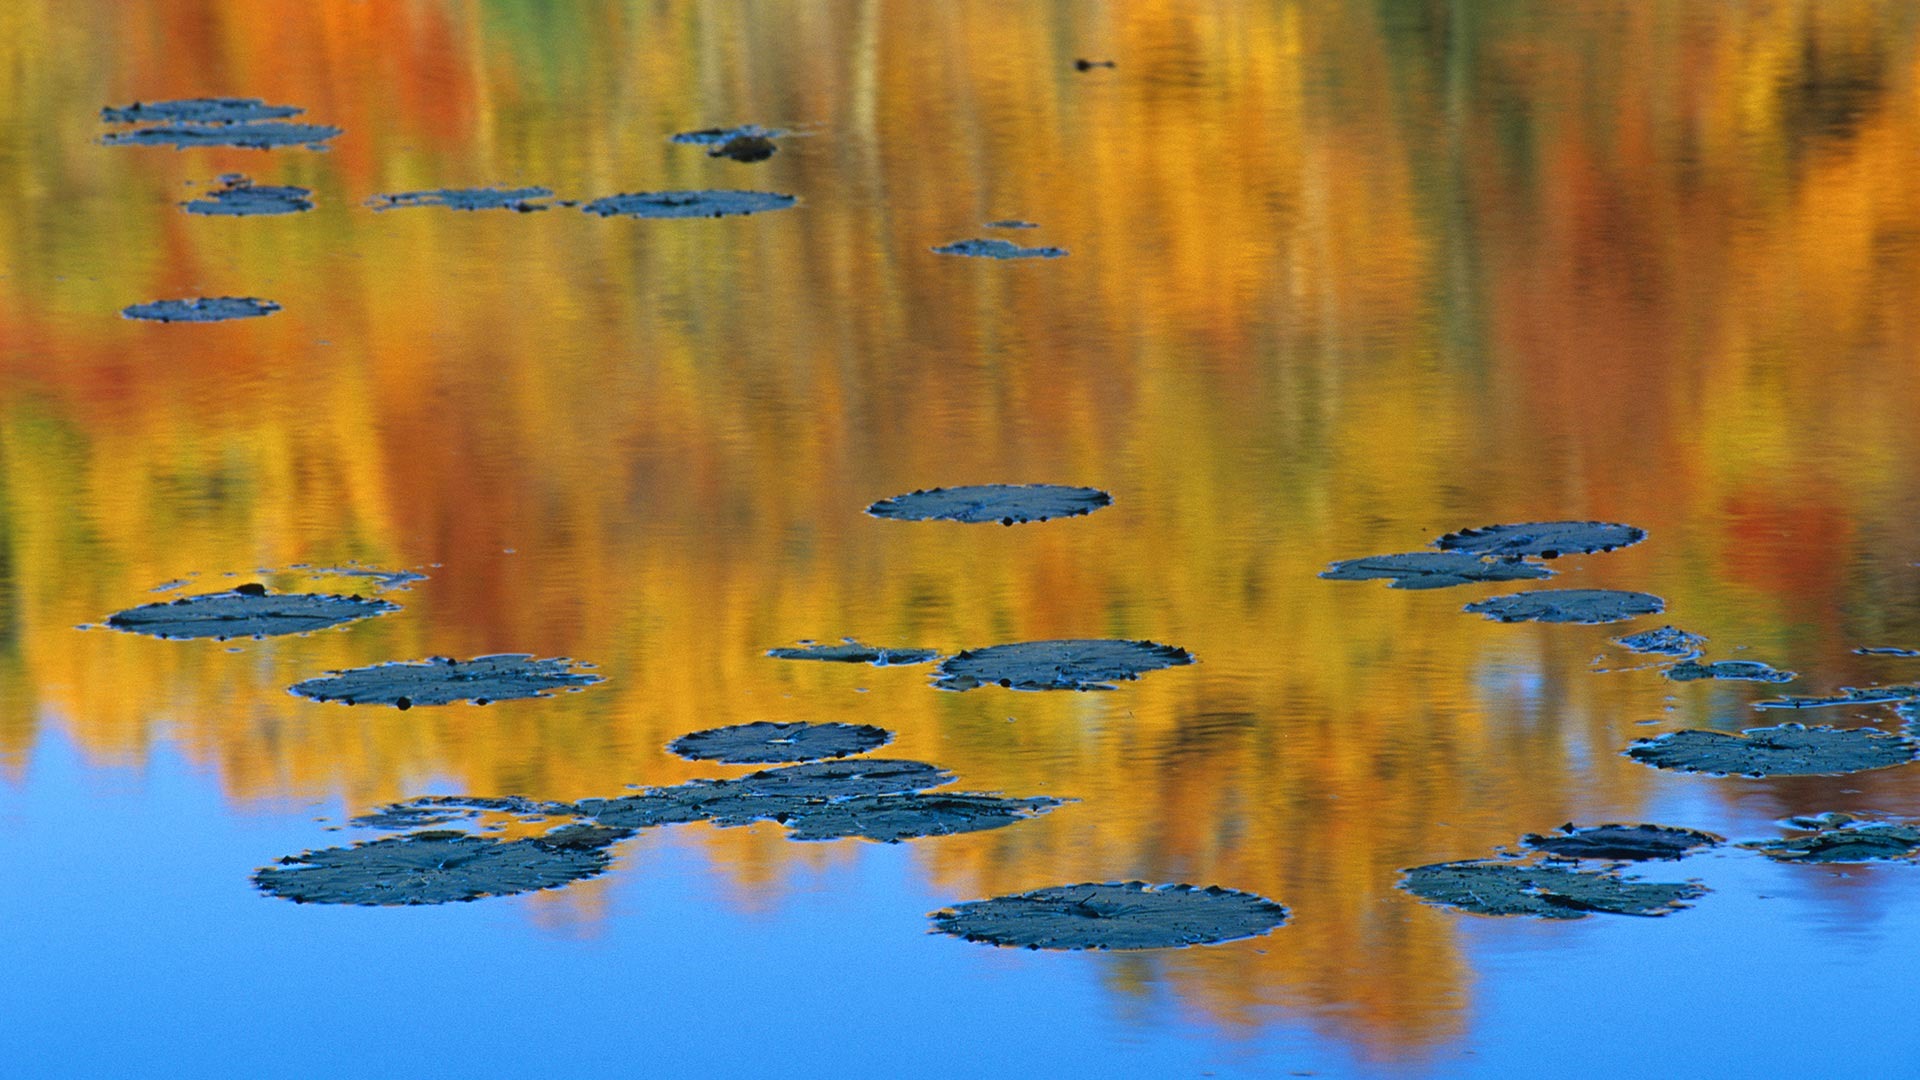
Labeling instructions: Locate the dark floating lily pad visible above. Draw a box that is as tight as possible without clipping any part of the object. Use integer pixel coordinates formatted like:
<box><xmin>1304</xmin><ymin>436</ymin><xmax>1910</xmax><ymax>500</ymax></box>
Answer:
<box><xmin>932</xmin><ymin>238</ymin><xmax>1068</xmax><ymax>259</ymax></box>
<box><xmin>349</xmin><ymin>804</ymin><xmax>477</xmax><ymax>830</ymax></box>
<box><xmin>253</xmin><ymin>829</ymin><xmax>618</xmax><ymax>906</ymax></box>
<box><xmin>351</xmin><ymin>794</ymin><xmax>570</xmax><ymax>829</ymax></box>
<box><xmin>1434</xmin><ymin>521</ymin><xmax>1647</xmax><ymax>559</ymax></box>
<box><xmin>933</xmin><ymin>639</ymin><xmax>1195</xmax><ymax>692</ymax></box>
<box><xmin>1520</xmin><ymin>823</ymin><xmax>1723</xmax><ymax>861</ymax></box>
<box><xmin>1319</xmin><ymin>551</ymin><xmax>1554</xmax><ymax>590</ymax></box>
<box><xmin>105</xmin><ymin>588</ymin><xmax>397</xmax><ymax>640</ymax></box>
<box><xmin>575</xmin><ymin>759</ymin><xmax>957</xmax><ymax>830</ymax></box>
<box><xmin>1625</xmin><ymin>723</ymin><xmax>1918</xmax><ymax>777</ymax></box>
<box><xmin>1400</xmin><ymin>860</ymin><xmax>1704</xmax><ymax>919</ymax></box>
<box><xmin>305</xmin><ymin>566</ymin><xmax>427</xmax><ymax>591</ymax></box>
<box><xmin>1615</xmin><ymin>626</ymin><xmax>1708</xmax><ymax>658</ymax></box>
<box><xmin>289</xmin><ymin>654</ymin><xmax>604</xmax><ymax>708</ymax></box>
<box><xmin>581</xmin><ymin>190</ymin><xmax>796</xmax><ymax>219</ymax></box>
<box><xmin>667</xmin><ymin>721</ymin><xmax>893</xmax><ymax>764</ymax></box>
<box><xmin>1741</xmin><ymin>820</ymin><xmax>1920</xmax><ymax>864</ymax></box>
<box><xmin>102</xmin><ymin>122</ymin><xmax>342</xmax><ymax>150</ymax></box>
<box><xmin>1753</xmin><ymin>685</ymin><xmax>1920</xmax><ymax>710</ymax></box>
<box><xmin>985</xmin><ymin>219</ymin><xmax>1039</xmax><ymax>229</ymax></box>
<box><xmin>1463</xmin><ymin>589</ymin><xmax>1664</xmax><ymax>625</ymax></box>
<box><xmin>1665</xmin><ymin>660</ymin><xmax>1796</xmax><ymax>684</ymax></box>
<box><xmin>765</xmin><ymin>639</ymin><xmax>938</xmax><ymax>666</ymax></box>
<box><xmin>866</xmin><ymin>484</ymin><xmax>1111</xmax><ymax>525</ymax></box>
<box><xmin>709</xmin><ymin>134</ymin><xmax>776</xmax><ymax>162</ymax></box>
<box><xmin>122</xmin><ymin>297</ymin><xmax>281</xmax><ymax>323</ymax></box>
<box><xmin>1855</xmin><ymin>646</ymin><xmax>1920</xmax><ymax>657</ymax></box>
<box><xmin>781</xmin><ymin>793</ymin><xmax>1066</xmax><ymax>843</ymax></box>
<box><xmin>930</xmin><ymin>881</ymin><xmax>1288</xmax><ymax>951</ymax></box>
<box><xmin>182</xmin><ymin>175</ymin><xmax>313</xmax><ymax>216</ymax></box>
<box><xmin>368</xmin><ymin>187</ymin><xmax>554</xmax><ymax>212</ymax></box>
<box><xmin>669</xmin><ymin>124</ymin><xmax>784</xmax><ymax>146</ymax></box>
<box><xmin>103</xmin><ymin>98</ymin><xmax>305</xmax><ymax>125</ymax></box>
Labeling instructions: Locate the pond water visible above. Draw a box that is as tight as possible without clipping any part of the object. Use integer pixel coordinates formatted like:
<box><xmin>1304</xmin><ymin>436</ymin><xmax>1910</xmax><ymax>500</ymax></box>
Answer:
<box><xmin>4</xmin><ymin>2</ymin><xmax>1920</xmax><ymax>1076</ymax></box>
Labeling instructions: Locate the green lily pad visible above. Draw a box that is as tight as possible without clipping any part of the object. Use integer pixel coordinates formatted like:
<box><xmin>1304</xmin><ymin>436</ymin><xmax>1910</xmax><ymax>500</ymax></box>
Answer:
<box><xmin>932</xmin><ymin>238</ymin><xmax>1067</xmax><ymax>259</ymax></box>
<box><xmin>667</xmin><ymin>721</ymin><xmax>893</xmax><ymax>764</ymax></box>
<box><xmin>103</xmin><ymin>98</ymin><xmax>304</xmax><ymax>124</ymax></box>
<box><xmin>289</xmin><ymin>654</ymin><xmax>603</xmax><ymax>709</ymax></box>
<box><xmin>183</xmin><ymin>175</ymin><xmax>312</xmax><ymax>216</ymax></box>
<box><xmin>122</xmin><ymin>297</ymin><xmax>281</xmax><ymax>322</ymax></box>
<box><xmin>1740</xmin><ymin>821</ymin><xmax>1920</xmax><ymax>863</ymax></box>
<box><xmin>1319</xmin><ymin>551</ymin><xmax>1554</xmax><ymax>590</ymax></box>
<box><xmin>253</xmin><ymin>829</ymin><xmax>621</xmax><ymax>906</ymax></box>
<box><xmin>368</xmin><ymin>187</ymin><xmax>554</xmax><ymax>212</ymax></box>
<box><xmin>1665</xmin><ymin>660</ymin><xmax>1796</xmax><ymax>684</ymax></box>
<box><xmin>765</xmin><ymin>640</ymin><xmax>939</xmax><ymax>666</ymax></box>
<box><xmin>1434</xmin><ymin>521</ymin><xmax>1647</xmax><ymax>559</ymax></box>
<box><xmin>1626</xmin><ymin>723</ymin><xmax>1918</xmax><ymax>777</ymax></box>
<box><xmin>581</xmin><ymin>190</ymin><xmax>796</xmax><ymax>219</ymax></box>
<box><xmin>866</xmin><ymin>484</ymin><xmax>1111</xmax><ymax>525</ymax></box>
<box><xmin>932</xmin><ymin>639</ymin><xmax>1195</xmax><ymax>692</ymax></box>
<box><xmin>1463</xmin><ymin>589</ymin><xmax>1665</xmax><ymax>625</ymax></box>
<box><xmin>930</xmin><ymin>882</ymin><xmax>1288</xmax><ymax>950</ymax></box>
<box><xmin>1400</xmin><ymin>860</ymin><xmax>1705</xmax><ymax>919</ymax></box>
<box><xmin>1614</xmin><ymin>626</ymin><xmax>1708</xmax><ymax>657</ymax></box>
<box><xmin>105</xmin><ymin>588</ymin><xmax>398</xmax><ymax>640</ymax></box>
<box><xmin>102</xmin><ymin>122</ymin><xmax>342</xmax><ymax>150</ymax></box>
<box><xmin>780</xmin><ymin>793</ymin><xmax>1066</xmax><ymax>843</ymax></box>
<box><xmin>1520</xmin><ymin>823</ymin><xmax>1722</xmax><ymax>861</ymax></box>
<box><xmin>1753</xmin><ymin>686</ymin><xmax>1920</xmax><ymax>710</ymax></box>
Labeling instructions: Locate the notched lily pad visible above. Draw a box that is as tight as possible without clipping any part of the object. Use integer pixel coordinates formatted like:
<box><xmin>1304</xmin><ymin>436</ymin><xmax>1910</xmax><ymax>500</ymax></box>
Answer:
<box><xmin>667</xmin><ymin>721</ymin><xmax>893</xmax><ymax>764</ymax></box>
<box><xmin>103</xmin><ymin>98</ymin><xmax>305</xmax><ymax>124</ymax></box>
<box><xmin>1319</xmin><ymin>551</ymin><xmax>1554</xmax><ymax>590</ymax></box>
<box><xmin>253</xmin><ymin>830</ymin><xmax>617</xmax><ymax>906</ymax></box>
<box><xmin>1754</xmin><ymin>686</ymin><xmax>1920</xmax><ymax>710</ymax></box>
<box><xmin>866</xmin><ymin>484</ymin><xmax>1111</xmax><ymax>525</ymax></box>
<box><xmin>1520</xmin><ymin>823</ymin><xmax>1722</xmax><ymax>861</ymax></box>
<box><xmin>1615</xmin><ymin>626</ymin><xmax>1707</xmax><ymax>658</ymax></box>
<box><xmin>1625</xmin><ymin>723</ymin><xmax>1918</xmax><ymax>777</ymax></box>
<box><xmin>105</xmin><ymin>588</ymin><xmax>397</xmax><ymax>640</ymax></box>
<box><xmin>368</xmin><ymin>187</ymin><xmax>554</xmax><ymax>212</ymax></box>
<box><xmin>1400</xmin><ymin>860</ymin><xmax>1704</xmax><ymax>919</ymax></box>
<box><xmin>930</xmin><ymin>881</ymin><xmax>1288</xmax><ymax>950</ymax></box>
<box><xmin>933</xmin><ymin>639</ymin><xmax>1195</xmax><ymax>692</ymax></box>
<box><xmin>932</xmin><ymin>238</ymin><xmax>1067</xmax><ymax>259</ymax></box>
<box><xmin>581</xmin><ymin>190</ymin><xmax>796</xmax><ymax>219</ymax></box>
<box><xmin>102</xmin><ymin>122</ymin><xmax>342</xmax><ymax>150</ymax></box>
<box><xmin>1665</xmin><ymin>660</ymin><xmax>1796</xmax><ymax>684</ymax></box>
<box><xmin>1463</xmin><ymin>589</ymin><xmax>1665</xmax><ymax>625</ymax></box>
<box><xmin>1434</xmin><ymin>521</ymin><xmax>1647</xmax><ymax>559</ymax></box>
<box><xmin>122</xmin><ymin>297</ymin><xmax>281</xmax><ymax>323</ymax></box>
<box><xmin>183</xmin><ymin>175</ymin><xmax>313</xmax><ymax>216</ymax></box>
<box><xmin>782</xmin><ymin>793</ymin><xmax>1065</xmax><ymax>843</ymax></box>
<box><xmin>290</xmin><ymin>654</ymin><xmax>604</xmax><ymax>708</ymax></box>
<box><xmin>1740</xmin><ymin>820</ymin><xmax>1920</xmax><ymax>864</ymax></box>
<box><xmin>766</xmin><ymin>639</ymin><xmax>938</xmax><ymax>666</ymax></box>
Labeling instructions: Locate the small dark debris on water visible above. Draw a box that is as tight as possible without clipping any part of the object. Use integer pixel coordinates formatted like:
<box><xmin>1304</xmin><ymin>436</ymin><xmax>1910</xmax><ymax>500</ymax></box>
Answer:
<box><xmin>102</xmin><ymin>98</ymin><xmax>304</xmax><ymax>125</ymax></box>
<box><xmin>1625</xmin><ymin>723</ymin><xmax>1918</xmax><ymax>777</ymax></box>
<box><xmin>1615</xmin><ymin>626</ymin><xmax>1708</xmax><ymax>658</ymax></box>
<box><xmin>105</xmin><ymin>588</ymin><xmax>397</xmax><ymax>640</ymax></box>
<box><xmin>765</xmin><ymin>639</ymin><xmax>938</xmax><ymax>666</ymax></box>
<box><xmin>1520</xmin><ymin>823</ymin><xmax>1722</xmax><ymax>861</ymax></box>
<box><xmin>1074</xmin><ymin>59</ymin><xmax>1118</xmax><ymax>71</ymax></box>
<box><xmin>985</xmin><ymin>220</ymin><xmax>1039</xmax><ymax>229</ymax></box>
<box><xmin>667</xmin><ymin>721</ymin><xmax>893</xmax><ymax>764</ymax></box>
<box><xmin>102</xmin><ymin>122</ymin><xmax>342</xmax><ymax>151</ymax></box>
<box><xmin>710</xmin><ymin>134</ymin><xmax>776</xmax><ymax>162</ymax></box>
<box><xmin>931</xmin><ymin>882</ymin><xmax>1287</xmax><ymax>951</ymax></box>
<box><xmin>122</xmin><ymin>297</ymin><xmax>280</xmax><ymax>323</ymax></box>
<box><xmin>1434</xmin><ymin>521</ymin><xmax>1647</xmax><ymax>559</ymax></box>
<box><xmin>1753</xmin><ymin>685</ymin><xmax>1920</xmax><ymax>710</ymax></box>
<box><xmin>1741</xmin><ymin>819</ymin><xmax>1920</xmax><ymax>864</ymax></box>
<box><xmin>867</xmin><ymin>484</ymin><xmax>1110</xmax><ymax>525</ymax></box>
<box><xmin>670</xmin><ymin>124</ymin><xmax>783</xmax><ymax>146</ymax></box>
<box><xmin>1855</xmin><ymin>646</ymin><xmax>1920</xmax><ymax>657</ymax></box>
<box><xmin>253</xmin><ymin>829</ymin><xmax>619</xmax><ymax>906</ymax></box>
<box><xmin>367</xmin><ymin>187</ymin><xmax>555</xmax><ymax>212</ymax></box>
<box><xmin>289</xmin><ymin>654</ymin><xmax>604</xmax><ymax>708</ymax></box>
<box><xmin>182</xmin><ymin>175</ymin><xmax>313</xmax><ymax>216</ymax></box>
<box><xmin>932</xmin><ymin>238</ymin><xmax>1068</xmax><ymax>260</ymax></box>
<box><xmin>781</xmin><ymin>793</ymin><xmax>1066</xmax><ymax>843</ymax></box>
<box><xmin>581</xmin><ymin>190</ymin><xmax>796</xmax><ymax>219</ymax></box>
<box><xmin>1463</xmin><ymin>589</ymin><xmax>1665</xmax><ymax>625</ymax></box>
<box><xmin>933</xmin><ymin>639</ymin><xmax>1195</xmax><ymax>692</ymax></box>
<box><xmin>1319</xmin><ymin>551</ymin><xmax>1554</xmax><ymax>591</ymax></box>
<box><xmin>1400</xmin><ymin>859</ymin><xmax>1704</xmax><ymax>919</ymax></box>
<box><xmin>1665</xmin><ymin>660</ymin><xmax>1796</xmax><ymax>684</ymax></box>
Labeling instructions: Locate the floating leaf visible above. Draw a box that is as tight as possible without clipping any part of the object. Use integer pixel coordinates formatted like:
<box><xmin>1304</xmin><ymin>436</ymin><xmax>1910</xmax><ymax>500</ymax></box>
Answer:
<box><xmin>930</xmin><ymin>882</ymin><xmax>1288</xmax><ymax>950</ymax></box>
<box><xmin>1665</xmin><ymin>660</ymin><xmax>1796</xmax><ymax>684</ymax></box>
<box><xmin>1400</xmin><ymin>860</ymin><xmax>1704</xmax><ymax>919</ymax></box>
<box><xmin>102</xmin><ymin>98</ymin><xmax>304</xmax><ymax>124</ymax></box>
<box><xmin>102</xmin><ymin>122</ymin><xmax>342</xmax><ymax>150</ymax></box>
<box><xmin>933</xmin><ymin>639</ymin><xmax>1195</xmax><ymax>692</ymax></box>
<box><xmin>984</xmin><ymin>220</ymin><xmax>1039</xmax><ymax>229</ymax></box>
<box><xmin>253</xmin><ymin>830</ymin><xmax>620</xmax><ymax>906</ymax></box>
<box><xmin>931</xmin><ymin>238</ymin><xmax>1067</xmax><ymax>259</ymax></box>
<box><xmin>1520</xmin><ymin>823</ymin><xmax>1722</xmax><ymax>861</ymax></box>
<box><xmin>1463</xmin><ymin>589</ymin><xmax>1664</xmax><ymax>625</ymax></box>
<box><xmin>867</xmin><ymin>484</ymin><xmax>1111</xmax><ymax>525</ymax></box>
<box><xmin>1434</xmin><ymin>521</ymin><xmax>1647</xmax><ymax>559</ymax></box>
<box><xmin>1753</xmin><ymin>686</ymin><xmax>1920</xmax><ymax>710</ymax></box>
<box><xmin>367</xmin><ymin>187</ymin><xmax>554</xmax><ymax>212</ymax></box>
<box><xmin>105</xmin><ymin>588</ymin><xmax>397</xmax><ymax>640</ymax></box>
<box><xmin>581</xmin><ymin>190</ymin><xmax>796</xmax><ymax>219</ymax></box>
<box><xmin>1614</xmin><ymin>626</ymin><xmax>1708</xmax><ymax>658</ymax></box>
<box><xmin>122</xmin><ymin>297</ymin><xmax>281</xmax><ymax>323</ymax></box>
<box><xmin>1740</xmin><ymin>821</ymin><xmax>1920</xmax><ymax>863</ymax></box>
<box><xmin>182</xmin><ymin>176</ymin><xmax>312</xmax><ymax>216</ymax></box>
<box><xmin>667</xmin><ymin>721</ymin><xmax>893</xmax><ymax>764</ymax></box>
<box><xmin>289</xmin><ymin>654</ymin><xmax>603</xmax><ymax>708</ymax></box>
<box><xmin>304</xmin><ymin>566</ymin><xmax>428</xmax><ymax>591</ymax></box>
<box><xmin>781</xmin><ymin>793</ymin><xmax>1066</xmax><ymax>843</ymax></box>
<box><xmin>709</xmin><ymin>135</ymin><xmax>775</xmax><ymax>162</ymax></box>
<box><xmin>1854</xmin><ymin>646</ymin><xmax>1920</xmax><ymax>657</ymax></box>
<box><xmin>765</xmin><ymin>639</ymin><xmax>938</xmax><ymax>666</ymax></box>
<box><xmin>669</xmin><ymin>125</ymin><xmax>784</xmax><ymax>145</ymax></box>
<box><xmin>575</xmin><ymin>758</ymin><xmax>956</xmax><ymax>830</ymax></box>
<box><xmin>1319</xmin><ymin>551</ymin><xmax>1554</xmax><ymax>590</ymax></box>
<box><xmin>1625</xmin><ymin>723</ymin><xmax>1917</xmax><ymax>777</ymax></box>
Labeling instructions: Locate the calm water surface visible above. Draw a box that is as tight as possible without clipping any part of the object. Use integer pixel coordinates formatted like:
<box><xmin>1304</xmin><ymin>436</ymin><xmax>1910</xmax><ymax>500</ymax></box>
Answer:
<box><xmin>4</xmin><ymin>2</ymin><xmax>1920</xmax><ymax>1076</ymax></box>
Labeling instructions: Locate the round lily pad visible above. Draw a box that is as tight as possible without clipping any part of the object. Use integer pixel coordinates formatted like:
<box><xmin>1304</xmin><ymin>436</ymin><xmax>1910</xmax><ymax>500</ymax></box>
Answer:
<box><xmin>1740</xmin><ymin>821</ymin><xmax>1920</xmax><ymax>863</ymax></box>
<box><xmin>101</xmin><ymin>122</ymin><xmax>342</xmax><ymax>150</ymax></box>
<box><xmin>102</xmin><ymin>98</ymin><xmax>304</xmax><ymax>124</ymax></box>
<box><xmin>866</xmin><ymin>484</ymin><xmax>1111</xmax><ymax>526</ymax></box>
<box><xmin>931</xmin><ymin>238</ymin><xmax>1067</xmax><ymax>259</ymax></box>
<box><xmin>667</xmin><ymin>721</ymin><xmax>893</xmax><ymax>764</ymax></box>
<box><xmin>1665</xmin><ymin>660</ymin><xmax>1795</xmax><ymax>684</ymax></box>
<box><xmin>930</xmin><ymin>882</ymin><xmax>1288</xmax><ymax>950</ymax></box>
<box><xmin>1463</xmin><ymin>589</ymin><xmax>1665</xmax><ymax>625</ymax></box>
<box><xmin>368</xmin><ymin>187</ymin><xmax>554</xmax><ymax>212</ymax></box>
<box><xmin>1520</xmin><ymin>823</ymin><xmax>1722</xmax><ymax>861</ymax></box>
<box><xmin>933</xmin><ymin>639</ymin><xmax>1195</xmax><ymax>692</ymax></box>
<box><xmin>1614</xmin><ymin>626</ymin><xmax>1707</xmax><ymax>658</ymax></box>
<box><xmin>1626</xmin><ymin>723</ymin><xmax>1918</xmax><ymax>777</ymax></box>
<box><xmin>765</xmin><ymin>640</ymin><xmax>938</xmax><ymax>666</ymax></box>
<box><xmin>581</xmin><ymin>190</ymin><xmax>796</xmax><ymax>219</ymax></box>
<box><xmin>781</xmin><ymin>793</ymin><xmax>1065</xmax><ymax>843</ymax></box>
<box><xmin>289</xmin><ymin>654</ymin><xmax>604</xmax><ymax>708</ymax></box>
<box><xmin>574</xmin><ymin>758</ymin><xmax>957</xmax><ymax>831</ymax></box>
<box><xmin>253</xmin><ymin>830</ymin><xmax>618</xmax><ymax>906</ymax></box>
<box><xmin>122</xmin><ymin>297</ymin><xmax>281</xmax><ymax>323</ymax></box>
<box><xmin>1400</xmin><ymin>860</ymin><xmax>1704</xmax><ymax>919</ymax></box>
<box><xmin>1319</xmin><ymin>551</ymin><xmax>1554</xmax><ymax>590</ymax></box>
<box><xmin>1434</xmin><ymin>521</ymin><xmax>1647</xmax><ymax>559</ymax></box>
<box><xmin>183</xmin><ymin>176</ymin><xmax>312</xmax><ymax>216</ymax></box>
<box><xmin>105</xmin><ymin>588</ymin><xmax>398</xmax><ymax>640</ymax></box>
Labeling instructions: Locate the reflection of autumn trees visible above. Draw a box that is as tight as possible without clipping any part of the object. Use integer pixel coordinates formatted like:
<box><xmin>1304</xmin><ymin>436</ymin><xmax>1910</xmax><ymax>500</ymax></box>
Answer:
<box><xmin>4</xmin><ymin>0</ymin><xmax>1920</xmax><ymax>1060</ymax></box>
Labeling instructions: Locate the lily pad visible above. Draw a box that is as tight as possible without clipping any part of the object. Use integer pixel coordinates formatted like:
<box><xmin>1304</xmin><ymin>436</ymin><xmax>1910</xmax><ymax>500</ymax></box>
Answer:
<box><xmin>581</xmin><ymin>190</ymin><xmax>796</xmax><ymax>219</ymax></box>
<box><xmin>669</xmin><ymin>125</ymin><xmax>783</xmax><ymax>145</ymax></box>
<box><xmin>1319</xmin><ymin>551</ymin><xmax>1554</xmax><ymax>590</ymax></box>
<box><xmin>765</xmin><ymin>639</ymin><xmax>938</xmax><ymax>666</ymax></box>
<box><xmin>305</xmin><ymin>566</ymin><xmax>427</xmax><ymax>591</ymax></box>
<box><xmin>368</xmin><ymin>187</ymin><xmax>554</xmax><ymax>212</ymax></box>
<box><xmin>1463</xmin><ymin>589</ymin><xmax>1665</xmax><ymax>625</ymax></box>
<box><xmin>1400</xmin><ymin>860</ymin><xmax>1704</xmax><ymax>919</ymax></box>
<box><xmin>183</xmin><ymin>176</ymin><xmax>312</xmax><ymax>216</ymax></box>
<box><xmin>1665</xmin><ymin>660</ymin><xmax>1796</xmax><ymax>684</ymax></box>
<box><xmin>985</xmin><ymin>220</ymin><xmax>1039</xmax><ymax>229</ymax></box>
<box><xmin>1740</xmin><ymin>821</ymin><xmax>1920</xmax><ymax>863</ymax></box>
<box><xmin>933</xmin><ymin>639</ymin><xmax>1195</xmax><ymax>692</ymax></box>
<box><xmin>1614</xmin><ymin>626</ymin><xmax>1708</xmax><ymax>658</ymax></box>
<box><xmin>1434</xmin><ymin>521</ymin><xmax>1647</xmax><ymax>559</ymax></box>
<box><xmin>103</xmin><ymin>98</ymin><xmax>304</xmax><ymax>124</ymax></box>
<box><xmin>289</xmin><ymin>654</ymin><xmax>604</xmax><ymax>708</ymax></box>
<box><xmin>350</xmin><ymin>794</ymin><xmax>570</xmax><ymax>829</ymax></box>
<box><xmin>253</xmin><ymin>829</ymin><xmax>617</xmax><ymax>906</ymax></box>
<box><xmin>930</xmin><ymin>882</ymin><xmax>1288</xmax><ymax>951</ymax></box>
<box><xmin>866</xmin><ymin>484</ymin><xmax>1111</xmax><ymax>525</ymax></box>
<box><xmin>932</xmin><ymin>238</ymin><xmax>1067</xmax><ymax>259</ymax></box>
<box><xmin>122</xmin><ymin>297</ymin><xmax>281</xmax><ymax>323</ymax></box>
<box><xmin>576</xmin><ymin>759</ymin><xmax>956</xmax><ymax>830</ymax></box>
<box><xmin>667</xmin><ymin>721</ymin><xmax>893</xmax><ymax>764</ymax></box>
<box><xmin>781</xmin><ymin>793</ymin><xmax>1066</xmax><ymax>843</ymax></box>
<box><xmin>105</xmin><ymin>588</ymin><xmax>397</xmax><ymax>640</ymax></box>
<box><xmin>1625</xmin><ymin>723</ymin><xmax>1918</xmax><ymax>777</ymax></box>
<box><xmin>709</xmin><ymin>134</ymin><xmax>776</xmax><ymax>162</ymax></box>
<box><xmin>1754</xmin><ymin>686</ymin><xmax>1920</xmax><ymax>710</ymax></box>
<box><xmin>102</xmin><ymin>122</ymin><xmax>342</xmax><ymax>150</ymax></box>
<box><xmin>1520</xmin><ymin>823</ymin><xmax>1722</xmax><ymax>861</ymax></box>
<box><xmin>1855</xmin><ymin>646</ymin><xmax>1920</xmax><ymax>657</ymax></box>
